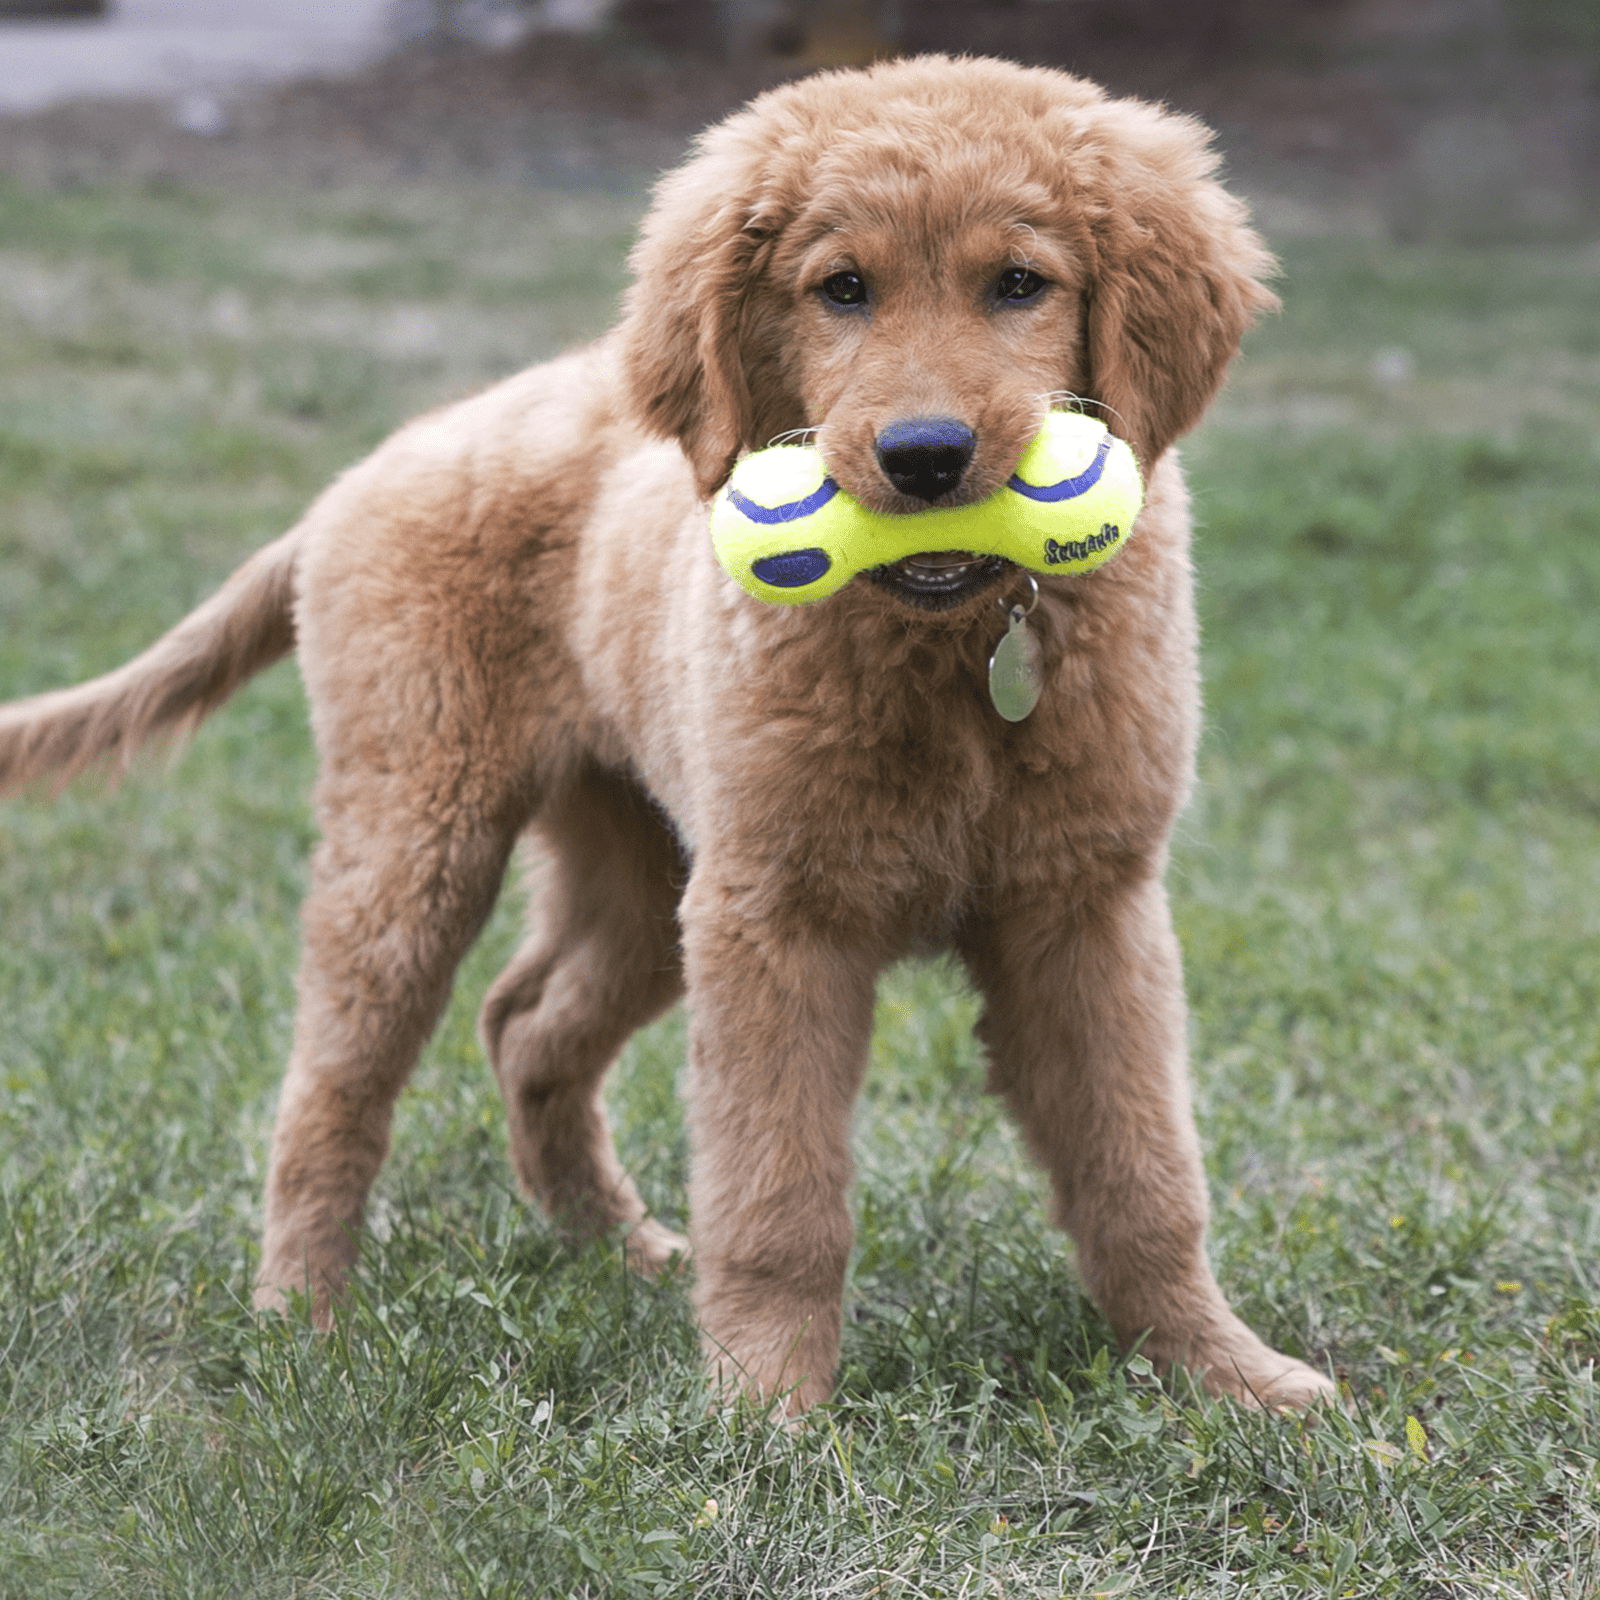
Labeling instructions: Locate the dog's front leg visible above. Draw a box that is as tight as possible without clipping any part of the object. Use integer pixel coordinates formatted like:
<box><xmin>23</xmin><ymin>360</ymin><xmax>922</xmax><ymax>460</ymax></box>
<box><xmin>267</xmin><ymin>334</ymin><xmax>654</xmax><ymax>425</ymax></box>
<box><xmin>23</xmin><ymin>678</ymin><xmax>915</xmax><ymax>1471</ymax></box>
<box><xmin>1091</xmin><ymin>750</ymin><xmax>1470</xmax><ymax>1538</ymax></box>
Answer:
<box><xmin>961</xmin><ymin>869</ymin><xmax>1336</xmax><ymax>1410</ymax></box>
<box><xmin>678</xmin><ymin>874</ymin><xmax>877</xmax><ymax>1415</ymax></box>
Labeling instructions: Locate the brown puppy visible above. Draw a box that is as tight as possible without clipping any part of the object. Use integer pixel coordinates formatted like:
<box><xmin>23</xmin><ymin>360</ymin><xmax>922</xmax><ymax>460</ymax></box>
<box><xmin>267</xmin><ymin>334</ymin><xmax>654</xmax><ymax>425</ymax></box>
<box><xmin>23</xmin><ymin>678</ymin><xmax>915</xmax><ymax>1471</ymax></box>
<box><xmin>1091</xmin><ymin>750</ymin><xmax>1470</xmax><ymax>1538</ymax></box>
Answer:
<box><xmin>0</xmin><ymin>56</ymin><xmax>1334</xmax><ymax>1415</ymax></box>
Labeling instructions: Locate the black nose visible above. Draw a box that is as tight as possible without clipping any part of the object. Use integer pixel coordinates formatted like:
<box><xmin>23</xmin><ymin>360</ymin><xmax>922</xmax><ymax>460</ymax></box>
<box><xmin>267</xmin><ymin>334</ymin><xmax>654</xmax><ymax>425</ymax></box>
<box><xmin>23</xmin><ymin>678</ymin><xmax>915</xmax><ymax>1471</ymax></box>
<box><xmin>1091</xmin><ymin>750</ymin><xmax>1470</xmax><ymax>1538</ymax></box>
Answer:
<box><xmin>874</xmin><ymin>417</ymin><xmax>975</xmax><ymax>502</ymax></box>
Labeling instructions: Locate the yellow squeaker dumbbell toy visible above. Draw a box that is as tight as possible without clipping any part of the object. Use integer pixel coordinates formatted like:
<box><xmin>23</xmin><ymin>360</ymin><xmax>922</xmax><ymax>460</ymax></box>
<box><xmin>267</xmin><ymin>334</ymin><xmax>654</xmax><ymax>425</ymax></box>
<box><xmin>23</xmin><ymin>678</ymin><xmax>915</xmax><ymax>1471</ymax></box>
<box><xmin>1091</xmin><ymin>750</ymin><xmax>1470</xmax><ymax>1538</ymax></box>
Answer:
<box><xmin>710</xmin><ymin>411</ymin><xmax>1143</xmax><ymax>605</ymax></box>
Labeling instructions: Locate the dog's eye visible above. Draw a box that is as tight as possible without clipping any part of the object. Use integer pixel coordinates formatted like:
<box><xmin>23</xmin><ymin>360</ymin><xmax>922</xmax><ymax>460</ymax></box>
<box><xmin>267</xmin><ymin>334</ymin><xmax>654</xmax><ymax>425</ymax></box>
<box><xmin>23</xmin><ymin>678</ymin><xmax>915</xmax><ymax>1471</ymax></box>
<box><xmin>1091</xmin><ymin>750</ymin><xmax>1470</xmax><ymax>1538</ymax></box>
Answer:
<box><xmin>820</xmin><ymin>271</ymin><xmax>868</xmax><ymax>307</ymax></box>
<box><xmin>995</xmin><ymin>267</ymin><xmax>1047</xmax><ymax>303</ymax></box>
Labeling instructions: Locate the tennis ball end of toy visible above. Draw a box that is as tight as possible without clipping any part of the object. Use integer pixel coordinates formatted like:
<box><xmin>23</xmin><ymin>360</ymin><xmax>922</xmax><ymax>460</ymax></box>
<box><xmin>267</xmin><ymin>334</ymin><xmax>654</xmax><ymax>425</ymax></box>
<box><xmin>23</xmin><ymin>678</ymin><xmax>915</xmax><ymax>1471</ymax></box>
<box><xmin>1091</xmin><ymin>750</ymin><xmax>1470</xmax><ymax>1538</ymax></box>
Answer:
<box><xmin>711</xmin><ymin>412</ymin><xmax>1142</xmax><ymax>604</ymax></box>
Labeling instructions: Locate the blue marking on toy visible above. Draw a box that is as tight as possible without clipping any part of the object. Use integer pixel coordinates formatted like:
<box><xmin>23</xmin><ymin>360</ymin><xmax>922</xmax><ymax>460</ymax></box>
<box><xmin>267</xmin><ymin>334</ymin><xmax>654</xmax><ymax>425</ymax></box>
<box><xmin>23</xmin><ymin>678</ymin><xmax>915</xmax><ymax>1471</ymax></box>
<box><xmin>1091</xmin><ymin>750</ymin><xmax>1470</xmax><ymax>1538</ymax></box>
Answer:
<box><xmin>751</xmin><ymin>548</ymin><xmax>832</xmax><ymax>588</ymax></box>
<box><xmin>726</xmin><ymin>478</ymin><xmax>840</xmax><ymax>525</ymax></box>
<box><xmin>1006</xmin><ymin>434</ymin><xmax>1112</xmax><ymax>503</ymax></box>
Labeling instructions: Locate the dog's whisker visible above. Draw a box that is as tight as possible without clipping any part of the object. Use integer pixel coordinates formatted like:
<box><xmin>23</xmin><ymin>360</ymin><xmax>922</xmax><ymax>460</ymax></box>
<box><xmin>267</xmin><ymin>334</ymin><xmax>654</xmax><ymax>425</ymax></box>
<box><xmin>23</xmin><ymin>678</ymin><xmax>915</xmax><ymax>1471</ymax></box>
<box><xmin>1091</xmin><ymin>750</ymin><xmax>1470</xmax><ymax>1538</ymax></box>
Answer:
<box><xmin>1039</xmin><ymin>391</ymin><xmax>1127</xmax><ymax>429</ymax></box>
<box><xmin>766</xmin><ymin>428</ymin><xmax>820</xmax><ymax>449</ymax></box>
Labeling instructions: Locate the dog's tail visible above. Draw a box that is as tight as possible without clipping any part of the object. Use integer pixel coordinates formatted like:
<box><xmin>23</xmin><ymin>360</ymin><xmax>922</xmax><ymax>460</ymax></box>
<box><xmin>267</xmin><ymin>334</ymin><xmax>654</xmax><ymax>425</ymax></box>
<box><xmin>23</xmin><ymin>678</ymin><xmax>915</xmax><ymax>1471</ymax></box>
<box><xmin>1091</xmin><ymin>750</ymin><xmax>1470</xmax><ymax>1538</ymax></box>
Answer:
<box><xmin>0</xmin><ymin>526</ymin><xmax>301</xmax><ymax>792</ymax></box>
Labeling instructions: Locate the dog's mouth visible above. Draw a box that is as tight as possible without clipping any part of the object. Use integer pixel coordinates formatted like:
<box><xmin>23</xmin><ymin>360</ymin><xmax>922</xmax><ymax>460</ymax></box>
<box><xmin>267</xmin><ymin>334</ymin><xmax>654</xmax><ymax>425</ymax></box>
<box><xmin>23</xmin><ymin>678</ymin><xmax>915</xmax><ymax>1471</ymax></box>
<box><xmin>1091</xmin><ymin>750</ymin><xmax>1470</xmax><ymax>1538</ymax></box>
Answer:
<box><xmin>866</xmin><ymin>551</ymin><xmax>1009</xmax><ymax>610</ymax></box>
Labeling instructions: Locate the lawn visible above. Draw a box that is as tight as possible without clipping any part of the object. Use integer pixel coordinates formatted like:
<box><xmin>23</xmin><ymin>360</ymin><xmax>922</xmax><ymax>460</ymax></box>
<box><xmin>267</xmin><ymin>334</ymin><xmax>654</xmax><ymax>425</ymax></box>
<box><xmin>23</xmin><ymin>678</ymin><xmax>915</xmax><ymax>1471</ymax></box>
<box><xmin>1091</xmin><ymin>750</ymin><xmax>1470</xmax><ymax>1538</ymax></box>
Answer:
<box><xmin>1</xmin><ymin>154</ymin><xmax>1599</xmax><ymax>1596</ymax></box>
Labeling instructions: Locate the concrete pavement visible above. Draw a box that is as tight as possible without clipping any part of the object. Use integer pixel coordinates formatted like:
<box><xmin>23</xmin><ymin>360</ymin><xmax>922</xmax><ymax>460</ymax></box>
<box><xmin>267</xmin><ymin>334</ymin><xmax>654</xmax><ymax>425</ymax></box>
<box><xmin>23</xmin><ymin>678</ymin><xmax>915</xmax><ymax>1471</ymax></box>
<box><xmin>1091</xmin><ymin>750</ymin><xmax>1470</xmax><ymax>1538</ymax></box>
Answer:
<box><xmin>0</xmin><ymin>0</ymin><xmax>403</xmax><ymax>114</ymax></box>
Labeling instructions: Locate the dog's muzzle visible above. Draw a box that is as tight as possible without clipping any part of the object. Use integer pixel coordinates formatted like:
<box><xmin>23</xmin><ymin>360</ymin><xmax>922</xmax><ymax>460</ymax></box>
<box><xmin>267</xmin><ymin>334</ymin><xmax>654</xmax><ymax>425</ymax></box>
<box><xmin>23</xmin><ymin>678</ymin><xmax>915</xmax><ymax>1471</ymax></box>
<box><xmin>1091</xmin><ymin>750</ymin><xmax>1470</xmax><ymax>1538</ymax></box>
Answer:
<box><xmin>867</xmin><ymin>551</ymin><xmax>1009</xmax><ymax>609</ymax></box>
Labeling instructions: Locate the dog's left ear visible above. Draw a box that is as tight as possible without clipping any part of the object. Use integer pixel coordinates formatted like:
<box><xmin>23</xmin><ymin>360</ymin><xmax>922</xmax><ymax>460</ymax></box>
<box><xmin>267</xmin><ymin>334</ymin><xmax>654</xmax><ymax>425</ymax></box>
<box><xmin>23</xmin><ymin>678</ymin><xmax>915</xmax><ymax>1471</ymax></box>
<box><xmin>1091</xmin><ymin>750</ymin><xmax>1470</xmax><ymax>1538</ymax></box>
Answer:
<box><xmin>1080</xmin><ymin>104</ymin><xmax>1278</xmax><ymax>470</ymax></box>
<box><xmin>616</xmin><ymin>121</ymin><xmax>790</xmax><ymax>499</ymax></box>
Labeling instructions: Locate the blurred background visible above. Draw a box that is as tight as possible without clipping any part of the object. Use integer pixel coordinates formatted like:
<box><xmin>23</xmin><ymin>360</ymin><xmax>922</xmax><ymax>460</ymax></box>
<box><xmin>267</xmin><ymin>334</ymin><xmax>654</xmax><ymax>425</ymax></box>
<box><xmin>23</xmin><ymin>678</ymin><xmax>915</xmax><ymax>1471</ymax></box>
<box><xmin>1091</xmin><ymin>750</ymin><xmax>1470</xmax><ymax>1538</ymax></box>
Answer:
<box><xmin>0</xmin><ymin>0</ymin><xmax>1595</xmax><ymax>240</ymax></box>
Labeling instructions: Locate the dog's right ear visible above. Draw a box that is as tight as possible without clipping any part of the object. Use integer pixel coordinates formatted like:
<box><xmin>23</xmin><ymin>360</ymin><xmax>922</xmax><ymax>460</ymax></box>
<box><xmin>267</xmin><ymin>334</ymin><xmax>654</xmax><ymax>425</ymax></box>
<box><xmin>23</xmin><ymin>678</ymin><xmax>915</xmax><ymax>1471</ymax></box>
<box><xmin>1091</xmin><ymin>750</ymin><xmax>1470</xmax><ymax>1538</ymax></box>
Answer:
<box><xmin>1074</xmin><ymin>98</ymin><xmax>1278</xmax><ymax>472</ymax></box>
<box><xmin>616</xmin><ymin>127</ymin><xmax>787</xmax><ymax>499</ymax></box>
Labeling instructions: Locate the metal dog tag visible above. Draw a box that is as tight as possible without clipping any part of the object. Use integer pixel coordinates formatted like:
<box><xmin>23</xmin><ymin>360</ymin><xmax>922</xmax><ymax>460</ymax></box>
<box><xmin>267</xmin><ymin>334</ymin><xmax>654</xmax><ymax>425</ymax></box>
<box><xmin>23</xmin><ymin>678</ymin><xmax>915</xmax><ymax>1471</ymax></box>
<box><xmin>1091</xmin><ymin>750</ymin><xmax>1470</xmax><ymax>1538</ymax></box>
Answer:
<box><xmin>988</xmin><ymin>604</ymin><xmax>1043</xmax><ymax>722</ymax></box>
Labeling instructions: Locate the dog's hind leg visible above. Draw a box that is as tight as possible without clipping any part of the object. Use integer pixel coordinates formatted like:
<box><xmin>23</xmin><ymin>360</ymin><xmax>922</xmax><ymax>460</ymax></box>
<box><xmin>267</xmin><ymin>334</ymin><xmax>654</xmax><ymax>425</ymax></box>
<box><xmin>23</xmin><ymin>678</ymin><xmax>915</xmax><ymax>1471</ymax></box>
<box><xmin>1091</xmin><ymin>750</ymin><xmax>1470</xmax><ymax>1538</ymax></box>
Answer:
<box><xmin>255</xmin><ymin>750</ymin><xmax>529</xmax><ymax>1326</ymax></box>
<box><xmin>479</xmin><ymin>766</ymin><xmax>689</xmax><ymax>1276</ymax></box>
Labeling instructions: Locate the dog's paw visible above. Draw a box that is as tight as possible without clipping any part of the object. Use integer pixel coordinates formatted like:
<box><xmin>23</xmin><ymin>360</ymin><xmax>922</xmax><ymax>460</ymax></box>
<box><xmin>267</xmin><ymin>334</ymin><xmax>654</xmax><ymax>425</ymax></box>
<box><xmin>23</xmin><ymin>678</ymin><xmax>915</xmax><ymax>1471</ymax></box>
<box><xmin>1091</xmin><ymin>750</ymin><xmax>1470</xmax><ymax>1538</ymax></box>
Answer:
<box><xmin>252</xmin><ymin>1276</ymin><xmax>339</xmax><ymax>1333</ymax></box>
<box><xmin>624</xmin><ymin>1216</ymin><xmax>691</xmax><ymax>1278</ymax></box>
<box><xmin>1157</xmin><ymin>1315</ymin><xmax>1337</xmax><ymax>1413</ymax></box>
<box><xmin>1206</xmin><ymin>1354</ymin><xmax>1338</xmax><ymax>1413</ymax></box>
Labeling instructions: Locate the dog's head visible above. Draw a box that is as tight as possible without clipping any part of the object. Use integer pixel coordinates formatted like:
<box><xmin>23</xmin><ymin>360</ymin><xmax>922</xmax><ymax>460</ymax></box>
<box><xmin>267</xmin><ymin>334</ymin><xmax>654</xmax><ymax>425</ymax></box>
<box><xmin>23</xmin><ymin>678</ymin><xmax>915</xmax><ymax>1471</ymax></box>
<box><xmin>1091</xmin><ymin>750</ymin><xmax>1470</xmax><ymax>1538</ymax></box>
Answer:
<box><xmin>618</xmin><ymin>56</ymin><xmax>1275</xmax><ymax>608</ymax></box>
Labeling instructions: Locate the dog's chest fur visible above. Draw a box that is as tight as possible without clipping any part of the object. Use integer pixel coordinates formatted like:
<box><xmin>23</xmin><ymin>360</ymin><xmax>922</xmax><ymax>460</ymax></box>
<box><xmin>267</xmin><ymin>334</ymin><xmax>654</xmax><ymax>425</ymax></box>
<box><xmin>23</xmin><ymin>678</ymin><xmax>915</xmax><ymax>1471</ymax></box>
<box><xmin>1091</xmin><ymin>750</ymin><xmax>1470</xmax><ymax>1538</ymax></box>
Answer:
<box><xmin>570</xmin><ymin>443</ymin><xmax>1202</xmax><ymax>952</ymax></box>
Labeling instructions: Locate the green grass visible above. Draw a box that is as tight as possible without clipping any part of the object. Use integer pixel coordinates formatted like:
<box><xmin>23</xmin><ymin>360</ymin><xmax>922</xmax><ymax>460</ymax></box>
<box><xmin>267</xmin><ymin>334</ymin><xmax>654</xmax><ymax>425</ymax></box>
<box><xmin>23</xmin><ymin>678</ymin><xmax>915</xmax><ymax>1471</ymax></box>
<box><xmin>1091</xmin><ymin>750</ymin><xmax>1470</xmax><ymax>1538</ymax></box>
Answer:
<box><xmin>2</xmin><ymin>166</ymin><xmax>1599</xmax><ymax>1594</ymax></box>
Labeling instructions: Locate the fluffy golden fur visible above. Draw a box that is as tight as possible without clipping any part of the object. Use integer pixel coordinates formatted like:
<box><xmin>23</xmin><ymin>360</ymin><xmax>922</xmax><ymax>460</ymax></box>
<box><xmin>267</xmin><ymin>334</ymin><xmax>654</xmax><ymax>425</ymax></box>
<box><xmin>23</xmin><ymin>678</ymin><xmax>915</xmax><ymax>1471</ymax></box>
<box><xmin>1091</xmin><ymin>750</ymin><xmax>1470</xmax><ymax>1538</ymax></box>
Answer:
<box><xmin>0</xmin><ymin>56</ymin><xmax>1334</xmax><ymax>1413</ymax></box>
